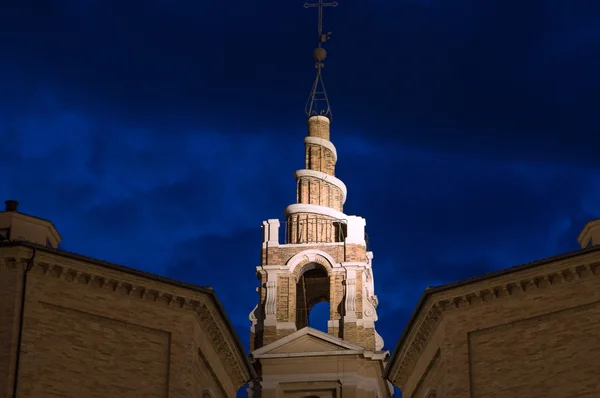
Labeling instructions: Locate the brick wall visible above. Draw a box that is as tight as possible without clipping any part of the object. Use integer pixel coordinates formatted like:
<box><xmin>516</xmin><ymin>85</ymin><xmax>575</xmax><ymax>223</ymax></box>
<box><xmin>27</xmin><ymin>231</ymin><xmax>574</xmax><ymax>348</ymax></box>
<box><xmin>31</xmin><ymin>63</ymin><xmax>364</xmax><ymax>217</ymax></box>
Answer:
<box><xmin>286</xmin><ymin>214</ymin><xmax>343</xmax><ymax>244</ymax></box>
<box><xmin>390</xmin><ymin>255</ymin><xmax>600</xmax><ymax>398</ymax></box>
<box><xmin>263</xmin><ymin>243</ymin><xmax>366</xmax><ymax>266</ymax></box>
<box><xmin>296</xmin><ymin>178</ymin><xmax>343</xmax><ymax>212</ymax></box>
<box><xmin>307</xmin><ymin>117</ymin><xmax>330</xmax><ymax>140</ymax></box>
<box><xmin>0</xmin><ymin>252</ymin><xmax>25</xmax><ymax>398</ymax></box>
<box><xmin>256</xmin><ymin>244</ymin><xmax>377</xmax><ymax>350</ymax></box>
<box><xmin>305</xmin><ymin>144</ymin><xmax>336</xmax><ymax>176</ymax></box>
<box><xmin>1</xmin><ymin>247</ymin><xmax>247</xmax><ymax>398</ymax></box>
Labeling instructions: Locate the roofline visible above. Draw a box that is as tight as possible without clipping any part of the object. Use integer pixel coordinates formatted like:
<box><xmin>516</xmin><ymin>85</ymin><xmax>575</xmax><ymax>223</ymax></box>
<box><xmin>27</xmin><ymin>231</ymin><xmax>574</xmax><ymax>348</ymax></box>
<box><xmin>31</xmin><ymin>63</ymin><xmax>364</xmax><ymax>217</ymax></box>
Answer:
<box><xmin>0</xmin><ymin>211</ymin><xmax>63</xmax><ymax>240</ymax></box>
<box><xmin>0</xmin><ymin>240</ymin><xmax>257</xmax><ymax>381</ymax></box>
<box><xmin>577</xmin><ymin>218</ymin><xmax>600</xmax><ymax>243</ymax></box>
<box><xmin>383</xmin><ymin>244</ymin><xmax>600</xmax><ymax>380</ymax></box>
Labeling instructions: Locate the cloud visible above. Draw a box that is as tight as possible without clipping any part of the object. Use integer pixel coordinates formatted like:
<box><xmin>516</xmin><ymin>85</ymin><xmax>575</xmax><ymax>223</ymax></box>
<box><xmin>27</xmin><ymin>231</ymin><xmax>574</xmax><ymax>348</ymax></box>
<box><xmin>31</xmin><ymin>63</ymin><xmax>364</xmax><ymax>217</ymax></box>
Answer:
<box><xmin>3</xmin><ymin>0</ymin><xmax>599</xmax><ymax>169</ymax></box>
<box><xmin>3</xmin><ymin>4</ymin><xmax>600</xmax><ymax>387</ymax></box>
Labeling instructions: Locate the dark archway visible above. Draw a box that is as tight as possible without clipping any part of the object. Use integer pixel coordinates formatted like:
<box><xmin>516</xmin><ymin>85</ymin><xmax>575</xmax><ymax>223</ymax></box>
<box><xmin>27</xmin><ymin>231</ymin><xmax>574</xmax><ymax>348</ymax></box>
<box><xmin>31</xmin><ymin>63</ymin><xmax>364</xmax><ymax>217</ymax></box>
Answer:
<box><xmin>295</xmin><ymin>263</ymin><xmax>330</xmax><ymax>329</ymax></box>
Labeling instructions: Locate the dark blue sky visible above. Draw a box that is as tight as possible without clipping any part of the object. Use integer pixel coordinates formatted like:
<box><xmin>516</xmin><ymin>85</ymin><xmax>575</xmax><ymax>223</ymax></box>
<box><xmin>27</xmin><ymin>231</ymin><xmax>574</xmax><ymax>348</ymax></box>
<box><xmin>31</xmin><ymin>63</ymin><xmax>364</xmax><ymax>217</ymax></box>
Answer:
<box><xmin>2</xmin><ymin>0</ymin><xmax>600</xmax><ymax>393</ymax></box>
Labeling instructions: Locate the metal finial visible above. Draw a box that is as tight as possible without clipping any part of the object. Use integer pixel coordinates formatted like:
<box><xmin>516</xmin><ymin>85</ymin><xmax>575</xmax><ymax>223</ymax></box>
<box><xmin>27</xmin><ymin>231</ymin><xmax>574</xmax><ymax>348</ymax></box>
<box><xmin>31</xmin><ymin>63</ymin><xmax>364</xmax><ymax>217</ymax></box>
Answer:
<box><xmin>303</xmin><ymin>0</ymin><xmax>338</xmax><ymax>120</ymax></box>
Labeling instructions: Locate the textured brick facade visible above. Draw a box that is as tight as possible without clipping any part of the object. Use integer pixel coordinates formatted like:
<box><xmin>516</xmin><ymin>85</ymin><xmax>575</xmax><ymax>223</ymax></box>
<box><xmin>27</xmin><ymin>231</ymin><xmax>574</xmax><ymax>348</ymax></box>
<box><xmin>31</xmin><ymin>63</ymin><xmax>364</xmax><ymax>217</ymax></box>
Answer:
<box><xmin>251</xmin><ymin>116</ymin><xmax>382</xmax><ymax>355</ymax></box>
<box><xmin>0</xmin><ymin>247</ymin><xmax>23</xmax><ymax>398</ymax></box>
<box><xmin>307</xmin><ymin>116</ymin><xmax>330</xmax><ymax>140</ymax></box>
<box><xmin>305</xmin><ymin>143</ymin><xmax>336</xmax><ymax>176</ymax></box>
<box><xmin>262</xmin><ymin>243</ymin><xmax>366</xmax><ymax>266</ymax></box>
<box><xmin>296</xmin><ymin>178</ymin><xmax>343</xmax><ymax>212</ymax></box>
<box><xmin>386</xmin><ymin>248</ymin><xmax>600</xmax><ymax>398</ymax></box>
<box><xmin>0</xmin><ymin>243</ymin><xmax>252</xmax><ymax>398</ymax></box>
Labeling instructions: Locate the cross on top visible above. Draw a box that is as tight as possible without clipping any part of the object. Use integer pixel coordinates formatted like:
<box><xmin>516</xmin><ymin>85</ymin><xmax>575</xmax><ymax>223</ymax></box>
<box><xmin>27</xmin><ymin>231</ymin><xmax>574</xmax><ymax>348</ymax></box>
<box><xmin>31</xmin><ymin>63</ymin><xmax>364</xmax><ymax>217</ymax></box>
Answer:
<box><xmin>303</xmin><ymin>0</ymin><xmax>338</xmax><ymax>45</ymax></box>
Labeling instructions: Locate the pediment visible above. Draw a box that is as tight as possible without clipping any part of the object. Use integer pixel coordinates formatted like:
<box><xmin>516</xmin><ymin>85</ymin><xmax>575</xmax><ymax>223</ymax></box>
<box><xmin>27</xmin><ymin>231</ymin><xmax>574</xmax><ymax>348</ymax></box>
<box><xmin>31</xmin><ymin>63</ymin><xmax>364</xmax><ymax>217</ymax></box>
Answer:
<box><xmin>269</xmin><ymin>334</ymin><xmax>348</xmax><ymax>354</ymax></box>
<box><xmin>253</xmin><ymin>327</ymin><xmax>365</xmax><ymax>357</ymax></box>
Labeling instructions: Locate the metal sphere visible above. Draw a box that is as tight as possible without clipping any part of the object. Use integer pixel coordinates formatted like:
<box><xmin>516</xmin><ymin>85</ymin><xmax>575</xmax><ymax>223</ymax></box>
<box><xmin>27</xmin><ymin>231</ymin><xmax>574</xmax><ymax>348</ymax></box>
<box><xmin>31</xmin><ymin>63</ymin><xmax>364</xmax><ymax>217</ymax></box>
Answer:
<box><xmin>313</xmin><ymin>47</ymin><xmax>327</xmax><ymax>61</ymax></box>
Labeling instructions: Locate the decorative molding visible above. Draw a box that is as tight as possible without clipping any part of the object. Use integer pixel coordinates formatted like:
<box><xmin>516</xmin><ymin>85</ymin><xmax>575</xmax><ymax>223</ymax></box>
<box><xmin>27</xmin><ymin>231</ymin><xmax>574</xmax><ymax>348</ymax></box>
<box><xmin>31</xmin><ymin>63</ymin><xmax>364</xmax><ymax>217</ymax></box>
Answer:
<box><xmin>195</xmin><ymin>301</ymin><xmax>246</xmax><ymax>387</ymax></box>
<box><xmin>286</xmin><ymin>249</ymin><xmax>340</xmax><ymax>278</ymax></box>
<box><xmin>375</xmin><ymin>330</ymin><xmax>385</xmax><ymax>351</ymax></box>
<box><xmin>363</xmin><ymin>295</ymin><xmax>378</xmax><ymax>321</ymax></box>
<box><xmin>249</xmin><ymin>304</ymin><xmax>258</xmax><ymax>324</ymax></box>
<box><xmin>304</xmin><ymin>136</ymin><xmax>338</xmax><ymax>162</ymax></box>
<box><xmin>253</xmin><ymin>327</ymin><xmax>366</xmax><ymax>356</ymax></box>
<box><xmin>294</xmin><ymin>169</ymin><xmax>347</xmax><ymax>205</ymax></box>
<box><xmin>345</xmin><ymin>278</ymin><xmax>357</xmax><ymax>313</ymax></box>
<box><xmin>7</xmin><ymin>255</ymin><xmax>249</xmax><ymax>388</ymax></box>
<box><xmin>284</xmin><ymin>203</ymin><xmax>347</xmax><ymax>221</ymax></box>
<box><xmin>265</xmin><ymin>281</ymin><xmax>277</xmax><ymax>315</ymax></box>
<box><xmin>389</xmin><ymin>260</ymin><xmax>600</xmax><ymax>387</ymax></box>
<box><xmin>257</xmin><ymin>349</ymin><xmax>365</xmax><ymax>359</ymax></box>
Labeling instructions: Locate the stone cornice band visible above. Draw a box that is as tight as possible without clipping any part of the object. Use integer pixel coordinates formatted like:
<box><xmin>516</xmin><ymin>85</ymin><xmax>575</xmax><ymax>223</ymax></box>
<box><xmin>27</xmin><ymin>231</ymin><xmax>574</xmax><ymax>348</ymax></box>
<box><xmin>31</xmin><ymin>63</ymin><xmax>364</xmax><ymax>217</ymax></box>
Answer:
<box><xmin>284</xmin><ymin>203</ymin><xmax>347</xmax><ymax>221</ymax></box>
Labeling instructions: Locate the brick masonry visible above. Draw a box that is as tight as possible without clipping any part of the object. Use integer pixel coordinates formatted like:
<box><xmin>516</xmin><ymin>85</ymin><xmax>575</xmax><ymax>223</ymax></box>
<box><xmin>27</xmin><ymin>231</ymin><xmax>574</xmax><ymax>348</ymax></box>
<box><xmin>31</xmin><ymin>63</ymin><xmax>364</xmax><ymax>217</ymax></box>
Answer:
<box><xmin>0</xmin><ymin>248</ymin><xmax>24</xmax><ymax>398</ymax></box>
<box><xmin>305</xmin><ymin>143</ymin><xmax>336</xmax><ymax>176</ymax></box>
<box><xmin>262</xmin><ymin>243</ymin><xmax>366</xmax><ymax>266</ymax></box>
<box><xmin>253</xmin><ymin>115</ymin><xmax>378</xmax><ymax>352</ymax></box>
<box><xmin>296</xmin><ymin>178</ymin><xmax>343</xmax><ymax>212</ymax></box>
<box><xmin>307</xmin><ymin>116</ymin><xmax>330</xmax><ymax>140</ymax></box>
<box><xmin>0</xmin><ymin>245</ymin><xmax>251</xmax><ymax>398</ymax></box>
<box><xmin>255</xmin><ymin>240</ymin><xmax>376</xmax><ymax>349</ymax></box>
<box><xmin>387</xmin><ymin>251</ymin><xmax>600</xmax><ymax>398</ymax></box>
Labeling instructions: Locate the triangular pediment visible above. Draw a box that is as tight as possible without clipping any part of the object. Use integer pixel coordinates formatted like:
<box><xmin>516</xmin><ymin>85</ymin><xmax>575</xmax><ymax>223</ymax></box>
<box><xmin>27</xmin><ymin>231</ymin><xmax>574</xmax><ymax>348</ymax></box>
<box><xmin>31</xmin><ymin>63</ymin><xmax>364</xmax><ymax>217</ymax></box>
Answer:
<box><xmin>252</xmin><ymin>327</ymin><xmax>365</xmax><ymax>357</ymax></box>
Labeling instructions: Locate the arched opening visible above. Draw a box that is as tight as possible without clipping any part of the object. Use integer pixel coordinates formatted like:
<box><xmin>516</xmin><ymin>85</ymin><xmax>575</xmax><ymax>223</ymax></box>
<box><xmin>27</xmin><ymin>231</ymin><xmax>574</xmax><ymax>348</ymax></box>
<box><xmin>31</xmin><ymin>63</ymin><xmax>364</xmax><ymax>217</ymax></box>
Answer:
<box><xmin>296</xmin><ymin>263</ymin><xmax>330</xmax><ymax>330</ymax></box>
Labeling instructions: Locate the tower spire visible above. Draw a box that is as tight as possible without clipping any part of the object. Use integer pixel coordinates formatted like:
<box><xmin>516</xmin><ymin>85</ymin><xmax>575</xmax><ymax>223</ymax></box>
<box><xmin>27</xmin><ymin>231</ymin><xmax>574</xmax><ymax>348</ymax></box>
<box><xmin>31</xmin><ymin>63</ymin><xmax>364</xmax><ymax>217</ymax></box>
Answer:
<box><xmin>304</xmin><ymin>0</ymin><xmax>338</xmax><ymax>120</ymax></box>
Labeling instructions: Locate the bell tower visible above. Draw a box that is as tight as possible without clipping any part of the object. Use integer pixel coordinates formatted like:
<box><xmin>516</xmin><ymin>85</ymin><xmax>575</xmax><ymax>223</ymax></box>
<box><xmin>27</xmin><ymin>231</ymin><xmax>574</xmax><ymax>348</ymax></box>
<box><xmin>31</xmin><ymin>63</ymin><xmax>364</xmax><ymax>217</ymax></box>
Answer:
<box><xmin>248</xmin><ymin>3</ymin><xmax>391</xmax><ymax>397</ymax></box>
<box><xmin>248</xmin><ymin>0</ymin><xmax>384</xmax><ymax>351</ymax></box>
<box><xmin>250</xmin><ymin>112</ymin><xmax>384</xmax><ymax>352</ymax></box>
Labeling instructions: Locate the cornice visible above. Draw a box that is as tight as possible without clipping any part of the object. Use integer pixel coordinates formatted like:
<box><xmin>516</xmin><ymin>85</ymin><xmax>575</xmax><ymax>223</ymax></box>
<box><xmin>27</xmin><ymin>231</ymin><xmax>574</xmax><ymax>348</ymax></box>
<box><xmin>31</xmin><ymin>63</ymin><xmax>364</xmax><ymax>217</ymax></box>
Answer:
<box><xmin>284</xmin><ymin>203</ymin><xmax>347</xmax><ymax>220</ymax></box>
<box><xmin>388</xmin><ymin>259</ymin><xmax>600</xmax><ymax>387</ymax></box>
<box><xmin>1</xmin><ymin>250</ymin><xmax>250</xmax><ymax>388</ymax></box>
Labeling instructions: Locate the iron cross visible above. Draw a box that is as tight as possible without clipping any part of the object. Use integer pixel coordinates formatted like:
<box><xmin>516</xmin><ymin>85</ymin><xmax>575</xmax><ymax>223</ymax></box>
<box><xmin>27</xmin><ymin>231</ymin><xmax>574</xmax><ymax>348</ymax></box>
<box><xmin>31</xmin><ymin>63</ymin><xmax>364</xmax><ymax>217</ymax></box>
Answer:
<box><xmin>303</xmin><ymin>0</ymin><xmax>338</xmax><ymax>46</ymax></box>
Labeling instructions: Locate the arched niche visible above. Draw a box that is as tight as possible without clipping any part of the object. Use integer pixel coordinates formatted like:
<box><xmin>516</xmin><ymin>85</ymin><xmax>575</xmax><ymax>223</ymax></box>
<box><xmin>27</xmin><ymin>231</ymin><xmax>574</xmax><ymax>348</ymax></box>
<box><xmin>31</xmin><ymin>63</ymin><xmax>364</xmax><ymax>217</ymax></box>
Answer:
<box><xmin>295</xmin><ymin>262</ymin><xmax>331</xmax><ymax>330</ymax></box>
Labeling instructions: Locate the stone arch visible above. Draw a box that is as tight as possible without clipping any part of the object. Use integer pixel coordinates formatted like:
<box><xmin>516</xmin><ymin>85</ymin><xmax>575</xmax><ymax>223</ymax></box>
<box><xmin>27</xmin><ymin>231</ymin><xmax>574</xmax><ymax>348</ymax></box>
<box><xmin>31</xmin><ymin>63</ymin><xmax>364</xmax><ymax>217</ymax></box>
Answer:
<box><xmin>286</xmin><ymin>250</ymin><xmax>339</xmax><ymax>331</ymax></box>
<box><xmin>286</xmin><ymin>249</ymin><xmax>339</xmax><ymax>281</ymax></box>
<box><xmin>295</xmin><ymin>262</ymin><xmax>330</xmax><ymax>330</ymax></box>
